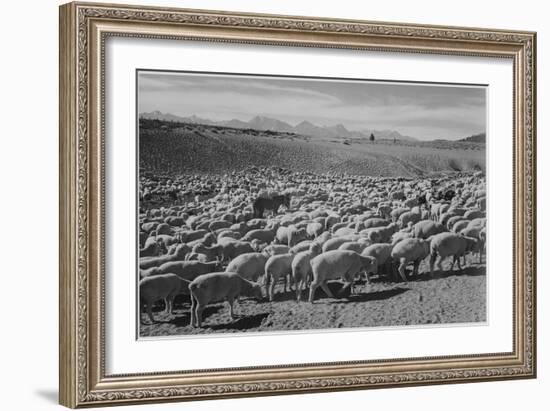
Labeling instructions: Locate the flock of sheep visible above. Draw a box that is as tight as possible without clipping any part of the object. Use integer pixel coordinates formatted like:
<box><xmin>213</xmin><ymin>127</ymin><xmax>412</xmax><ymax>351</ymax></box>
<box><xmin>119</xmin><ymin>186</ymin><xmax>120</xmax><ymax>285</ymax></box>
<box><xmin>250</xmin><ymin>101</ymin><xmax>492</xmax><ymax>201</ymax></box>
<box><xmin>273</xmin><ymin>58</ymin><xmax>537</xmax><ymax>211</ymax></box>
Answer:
<box><xmin>139</xmin><ymin>167</ymin><xmax>486</xmax><ymax>329</ymax></box>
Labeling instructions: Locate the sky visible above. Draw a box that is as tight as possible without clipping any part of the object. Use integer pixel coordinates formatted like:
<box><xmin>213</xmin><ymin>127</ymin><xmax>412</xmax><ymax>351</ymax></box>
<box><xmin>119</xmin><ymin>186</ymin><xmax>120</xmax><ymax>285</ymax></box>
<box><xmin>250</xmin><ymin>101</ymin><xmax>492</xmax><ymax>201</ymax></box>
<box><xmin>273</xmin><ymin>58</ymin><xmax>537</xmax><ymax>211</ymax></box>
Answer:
<box><xmin>138</xmin><ymin>70</ymin><xmax>486</xmax><ymax>141</ymax></box>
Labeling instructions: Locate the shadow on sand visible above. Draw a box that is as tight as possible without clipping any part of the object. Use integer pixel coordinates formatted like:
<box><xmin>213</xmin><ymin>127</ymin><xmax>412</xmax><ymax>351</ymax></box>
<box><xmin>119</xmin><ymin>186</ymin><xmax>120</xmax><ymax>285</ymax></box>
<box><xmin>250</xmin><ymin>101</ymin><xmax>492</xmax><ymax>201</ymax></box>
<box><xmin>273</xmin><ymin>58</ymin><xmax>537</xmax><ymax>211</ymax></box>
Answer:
<box><xmin>341</xmin><ymin>287</ymin><xmax>410</xmax><ymax>303</ymax></box>
<box><xmin>412</xmin><ymin>265</ymin><xmax>486</xmax><ymax>282</ymax></box>
<box><xmin>209</xmin><ymin>312</ymin><xmax>270</xmax><ymax>331</ymax></box>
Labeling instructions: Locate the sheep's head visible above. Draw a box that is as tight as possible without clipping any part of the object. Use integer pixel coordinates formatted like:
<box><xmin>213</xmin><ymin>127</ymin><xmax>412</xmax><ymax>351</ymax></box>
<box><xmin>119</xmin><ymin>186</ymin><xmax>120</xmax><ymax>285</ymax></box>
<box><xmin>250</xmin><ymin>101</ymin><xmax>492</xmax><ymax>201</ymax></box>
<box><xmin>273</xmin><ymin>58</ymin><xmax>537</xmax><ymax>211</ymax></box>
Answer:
<box><xmin>309</xmin><ymin>242</ymin><xmax>322</xmax><ymax>255</ymax></box>
<box><xmin>175</xmin><ymin>243</ymin><xmax>190</xmax><ymax>257</ymax></box>
<box><xmin>465</xmin><ymin>236</ymin><xmax>480</xmax><ymax>253</ymax></box>
<box><xmin>361</xmin><ymin>255</ymin><xmax>378</xmax><ymax>275</ymax></box>
<box><xmin>249</xmin><ymin>283</ymin><xmax>263</xmax><ymax>300</ymax></box>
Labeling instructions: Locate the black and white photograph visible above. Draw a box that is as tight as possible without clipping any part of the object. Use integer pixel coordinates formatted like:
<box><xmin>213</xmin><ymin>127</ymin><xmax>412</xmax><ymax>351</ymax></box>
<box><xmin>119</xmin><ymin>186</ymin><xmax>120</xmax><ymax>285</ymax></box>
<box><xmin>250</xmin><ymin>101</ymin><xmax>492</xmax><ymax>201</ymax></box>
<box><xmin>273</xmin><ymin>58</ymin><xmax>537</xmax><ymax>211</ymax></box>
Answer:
<box><xmin>137</xmin><ymin>70</ymin><xmax>487</xmax><ymax>337</ymax></box>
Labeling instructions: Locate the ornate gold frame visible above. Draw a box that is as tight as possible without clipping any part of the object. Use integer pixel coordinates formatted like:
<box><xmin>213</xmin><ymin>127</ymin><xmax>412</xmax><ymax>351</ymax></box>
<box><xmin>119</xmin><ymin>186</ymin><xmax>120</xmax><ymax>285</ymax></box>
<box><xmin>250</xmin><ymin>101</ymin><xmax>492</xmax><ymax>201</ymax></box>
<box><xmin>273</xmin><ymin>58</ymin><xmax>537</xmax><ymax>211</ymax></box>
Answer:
<box><xmin>59</xmin><ymin>2</ymin><xmax>536</xmax><ymax>408</ymax></box>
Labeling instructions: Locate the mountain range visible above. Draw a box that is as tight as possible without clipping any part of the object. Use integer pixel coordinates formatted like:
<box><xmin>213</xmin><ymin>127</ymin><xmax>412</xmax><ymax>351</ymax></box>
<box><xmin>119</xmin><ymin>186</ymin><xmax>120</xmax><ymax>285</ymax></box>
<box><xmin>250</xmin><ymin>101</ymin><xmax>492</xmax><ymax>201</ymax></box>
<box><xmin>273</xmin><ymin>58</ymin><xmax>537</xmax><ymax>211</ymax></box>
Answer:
<box><xmin>140</xmin><ymin>111</ymin><xmax>419</xmax><ymax>142</ymax></box>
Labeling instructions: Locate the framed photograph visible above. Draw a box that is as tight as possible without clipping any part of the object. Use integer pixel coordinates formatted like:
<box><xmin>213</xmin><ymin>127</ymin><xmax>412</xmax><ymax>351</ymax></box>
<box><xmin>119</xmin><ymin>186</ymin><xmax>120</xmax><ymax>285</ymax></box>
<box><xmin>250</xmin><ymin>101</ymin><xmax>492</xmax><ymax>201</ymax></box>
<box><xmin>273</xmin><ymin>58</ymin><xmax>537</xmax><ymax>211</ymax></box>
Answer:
<box><xmin>59</xmin><ymin>2</ymin><xmax>537</xmax><ymax>408</ymax></box>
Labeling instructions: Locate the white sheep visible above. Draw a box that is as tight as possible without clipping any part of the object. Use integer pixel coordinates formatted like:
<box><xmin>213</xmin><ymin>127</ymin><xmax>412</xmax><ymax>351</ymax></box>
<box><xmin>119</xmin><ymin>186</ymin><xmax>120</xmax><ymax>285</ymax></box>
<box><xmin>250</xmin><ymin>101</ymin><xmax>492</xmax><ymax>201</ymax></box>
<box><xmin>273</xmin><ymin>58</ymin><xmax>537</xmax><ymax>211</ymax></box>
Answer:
<box><xmin>262</xmin><ymin>244</ymin><xmax>291</xmax><ymax>257</ymax></box>
<box><xmin>142</xmin><ymin>260</ymin><xmax>222</xmax><ymax>281</ymax></box>
<box><xmin>139</xmin><ymin>273</ymin><xmax>190</xmax><ymax>323</ymax></box>
<box><xmin>361</xmin><ymin>243</ymin><xmax>393</xmax><ymax>280</ymax></box>
<box><xmin>291</xmin><ymin>242</ymin><xmax>322</xmax><ymax>301</ymax></box>
<box><xmin>225</xmin><ymin>252</ymin><xmax>268</xmax><ymax>282</ymax></box>
<box><xmin>413</xmin><ymin>220</ymin><xmax>447</xmax><ymax>239</ymax></box>
<box><xmin>189</xmin><ymin>272</ymin><xmax>263</xmax><ymax>327</ymax></box>
<box><xmin>139</xmin><ymin>243</ymin><xmax>190</xmax><ymax>270</ymax></box>
<box><xmin>308</xmin><ymin>250</ymin><xmax>377</xmax><ymax>302</ymax></box>
<box><xmin>241</xmin><ymin>228</ymin><xmax>276</xmax><ymax>244</ymax></box>
<box><xmin>264</xmin><ymin>253</ymin><xmax>295</xmax><ymax>301</ymax></box>
<box><xmin>429</xmin><ymin>232</ymin><xmax>479</xmax><ymax>274</ymax></box>
<box><xmin>398</xmin><ymin>210</ymin><xmax>421</xmax><ymax>229</ymax></box>
<box><xmin>306</xmin><ymin>222</ymin><xmax>324</xmax><ymax>238</ymax></box>
<box><xmin>390</xmin><ymin>238</ymin><xmax>430</xmax><ymax>282</ymax></box>
<box><xmin>322</xmin><ymin>236</ymin><xmax>358</xmax><ymax>252</ymax></box>
<box><xmin>218</xmin><ymin>239</ymin><xmax>255</xmax><ymax>261</ymax></box>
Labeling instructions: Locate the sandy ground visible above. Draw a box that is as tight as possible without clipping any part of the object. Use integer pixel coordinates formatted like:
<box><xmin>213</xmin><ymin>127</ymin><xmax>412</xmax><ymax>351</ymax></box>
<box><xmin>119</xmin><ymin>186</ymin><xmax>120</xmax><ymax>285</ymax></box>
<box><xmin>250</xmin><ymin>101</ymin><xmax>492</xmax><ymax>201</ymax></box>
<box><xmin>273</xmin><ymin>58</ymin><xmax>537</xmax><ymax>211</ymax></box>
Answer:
<box><xmin>139</xmin><ymin>256</ymin><xmax>486</xmax><ymax>337</ymax></box>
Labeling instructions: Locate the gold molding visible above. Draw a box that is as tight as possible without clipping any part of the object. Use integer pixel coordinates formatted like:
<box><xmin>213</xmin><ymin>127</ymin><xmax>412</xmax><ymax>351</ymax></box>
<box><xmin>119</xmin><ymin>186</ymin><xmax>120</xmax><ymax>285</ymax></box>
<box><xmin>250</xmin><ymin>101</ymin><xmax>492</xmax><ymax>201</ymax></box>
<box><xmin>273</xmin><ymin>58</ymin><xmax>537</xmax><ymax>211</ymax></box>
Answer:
<box><xmin>59</xmin><ymin>1</ymin><xmax>536</xmax><ymax>408</ymax></box>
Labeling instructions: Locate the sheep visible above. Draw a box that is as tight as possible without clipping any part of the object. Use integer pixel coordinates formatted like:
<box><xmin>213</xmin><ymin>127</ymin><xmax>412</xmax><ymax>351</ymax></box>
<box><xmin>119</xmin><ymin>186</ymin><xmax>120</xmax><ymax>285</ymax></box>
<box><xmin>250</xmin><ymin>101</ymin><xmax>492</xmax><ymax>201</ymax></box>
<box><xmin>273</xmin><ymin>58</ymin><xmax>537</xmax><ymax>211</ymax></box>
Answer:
<box><xmin>264</xmin><ymin>253</ymin><xmax>295</xmax><ymax>300</ymax></box>
<box><xmin>177</xmin><ymin>229</ymin><xmax>208</xmax><ymax>243</ymax></box>
<box><xmin>322</xmin><ymin>236</ymin><xmax>358</xmax><ymax>252</ymax></box>
<box><xmin>398</xmin><ymin>210</ymin><xmax>421</xmax><ymax>229</ymax></box>
<box><xmin>139</xmin><ymin>243</ymin><xmax>190</xmax><ymax>270</ymax></box>
<box><xmin>390</xmin><ymin>207</ymin><xmax>409</xmax><ymax>222</ymax></box>
<box><xmin>361</xmin><ymin>217</ymin><xmax>388</xmax><ymax>230</ymax></box>
<box><xmin>291</xmin><ymin>242</ymin><xmax>322</xmax><ymax>301</ymax></box>
<box><xmin>429</xmin><ymin>232</ymin><xmax>479</xmax><ymax>274</ymax></box>
<box><xmin>208</xmin><ymin>220</ymin><xmax>232</xmax><ymax>232</ymax></box>
<box><xmin>186</xmin><ymin>252</ymin><xmax>209</xmax><ymax>262</ymax></box>
<box><xmin>143</xmin><ymin>234</ymin><xmax>178</xmax><ymax>249</ymax></box>
<box><xmin>391</xmin><ymin>230</ymin><xmax>413</xmax><ymax>245</ymax></box>
<box><xmin>445</xmin><ymin>215</ymin><xmax>465</xmax><ymax>231</ymax></box>
<box><xmin>186</xmin><ymin>232</ymin><xmax>216</xmax><ymax>248</ymax></box>
<box><xmin>241</xmin><ymin>228</ymin><xmax>275</xmax><ymax>244</ymax></box>
<box><xmin>225</xmin><ymin>252</ymin><xmax>268</xmax><ymax>282</ymax></box>
<box><xmin>306</xmin><ymin>222</ymin><xmax>324</xmax><ymax>238</ymax></box>
<box><xmin>190</xmin><ymin>243</ymin><xmax>222</xmax><ymax>262</ymax></box>
<box><xmin>377</xmin><ymin>203</ymin><xmax>392</xmax><ymax>219</ymax></box>
<box><xmin>308</xmin><ymin>250</ymin><xmax>378</xmax><ymax>302</ymax></box>
<box><xmin>189</xmin><ymin>272</ymin><xmax>263</xmax><ymax>327</ymax></box>
<box><xmin>364</xmin><ymin>222</ymin><xmax>399</xmax><ymax>243</ymax></box>
<box><xmin>361</xmin><ymin>243</ymin><xmax>393</xmax><ymax>279</ymax></box>
<box><xmin>338</xmin><ymin>241</ymin><xmax>369</xmax><ymax>253</ymax></box>
<box><xmin>218</xmin><ymin>239</ymin><xmax>255</xmax><ymax>261</ymax></box>
<box><xmin>276</xmin><ymin>225</ymin><xmax>308</xmax><ymax>247</ymax></box>
<box><xmin>452</xmin><ymin>220</ymin><xmax>470</xmax><ymax>233</ymax></box>
<box><xmin>139</xmin><ymin>240</ymin><xmax>166</xmax><ymax>258</ymax></box>
<box><xmin>290</xmin><ymin>240</ymin><xmax>313</xmax><ymax>254</ymax></box>
<box><xmin>155</xmin><ymin>223</ymin><xmax>173</xmax><ymax>236</ymax></box>
<box><xmin>262</xmin><ymin>244</ymin><xmax>291</xmax><ymax>257</ymax></box>
<box><xmin>143</xmin><ymin>260</ymin><xmax>222</xmax><ymax>281</ymax></box>
<box><xmin>390</xmin><ymin>238</ymin><xmax>430</xmax><ymax>282</ymax></box>
<box><xmin>139</xmin><ymin>274</ymin><xmax>190</xmax><ymax>323</ymax></box>
<box><xmin>413</xmin><ymin>220</ymin><xmax>447</xmax><ymax>239</ymax></box>
<box><xmin>333</xmin><ymin>226</ymin><xmax>357</xmax><ymax>237</ymax></box>
<box><xmin>324</xmin><ymin>214</ymin><xmax>341</xmax><ymax>231</ymax></box>
<box><xmin>463</xmin><ymin>209</ymin><xmax>485</xmax><ymax>220</ymax></box>
<box><xmin>478</xmin><ymin>227</ymin><xmax>487</xmax><ymax>263</ymax></box>
<box><xmin>217</xmin><ymin>230</ymin><xmax>242</xmax><ymax>241</ymax></box>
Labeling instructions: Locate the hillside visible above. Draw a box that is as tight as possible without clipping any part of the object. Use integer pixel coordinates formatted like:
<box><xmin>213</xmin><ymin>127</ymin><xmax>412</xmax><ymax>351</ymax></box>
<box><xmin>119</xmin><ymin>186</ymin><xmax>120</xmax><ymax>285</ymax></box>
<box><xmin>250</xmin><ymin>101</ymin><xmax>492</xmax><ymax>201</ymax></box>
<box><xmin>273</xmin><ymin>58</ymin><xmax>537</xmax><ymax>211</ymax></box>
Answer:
<box><xmin>139</xmin><ymin>119</ymin><xmax>485</xmax><ymax>177</ymax></box>
<box><xmin>459</xmin><ymin>132</ymin><xmax>486</xmax><ymax>143</ymax></box>
<box><xmin>139</xmin><ymin>111</ymin><xmax>418</xmax><ymax>142</ymax></box>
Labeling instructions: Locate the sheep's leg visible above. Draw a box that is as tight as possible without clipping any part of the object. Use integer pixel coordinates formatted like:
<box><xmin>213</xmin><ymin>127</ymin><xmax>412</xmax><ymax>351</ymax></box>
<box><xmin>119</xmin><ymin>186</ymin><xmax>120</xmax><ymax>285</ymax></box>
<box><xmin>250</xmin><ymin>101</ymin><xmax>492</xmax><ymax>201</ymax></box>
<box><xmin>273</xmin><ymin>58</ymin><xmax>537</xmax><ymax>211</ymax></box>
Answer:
<box><xmin>437</xmin><ymin>255</ymin><xmax>444</xmax><ymax>271</ymax></box>
<box><xmin>308</xmin><ymin>283</ymin><xmax>318</xmax><ymax>303</ymax></box>
<box><xmin>146</xmin><ymin>303</ymin><xmax>155</xmax><ymax>324</ymax></box>
<box><xmin>299</xmin><ymin>279</ymin><xmax>307</xmax><ymax>302</ymax></box>
<box><xmin>450</xmin><ymin>256</ymin><xmax>456</xmax><ymax>271</ymax></box>
<box><xmin>398</xmin><ymin>260</ymin><xmax>408</xmax><ymax>282</ymax></box>
<box><xmin>320</xmin><ymin>281</ymin><xmax>334</xmax><ymax>299</ymax></box>
<box><xmin>196</xmin><ymin>304</ymin><xmax>204</xmax><ymax>327</ymax></box>
<box><xmin>264</xmin><ymin>274</ymin><xmax>271</xmax><ymax>299</ymax></box>
<box><xmin>412</xmin><ymin>260</ymin><xmax>420</xmax><ymax>277</ymax></box>
<box><xmin>429</xmin><ymin>253</ymin><xmax>437</xmax><ymax>276</ymax></box>
<box><xmin>166</xmin><ymin>297</ymin><xmax>174</xmax><ymax>316</ymax></box>
<box><xmin>190</xmin><ymin>295</ymin><xmax>197</xmax><ymax>327</ymax></box>
<box><xmin>268</xmin><ymin>276</ymin><xmax>276</xmax><ymax>302</ymax></box>
<box><xmin>228</xmin><ymin>298</ymin><xmax>236</xmax><ymax>319</ymax></box>
<box><xmin>456</xmin><ymin>255</ymin><xmax>463</xmax><ymax>271</ymax></box>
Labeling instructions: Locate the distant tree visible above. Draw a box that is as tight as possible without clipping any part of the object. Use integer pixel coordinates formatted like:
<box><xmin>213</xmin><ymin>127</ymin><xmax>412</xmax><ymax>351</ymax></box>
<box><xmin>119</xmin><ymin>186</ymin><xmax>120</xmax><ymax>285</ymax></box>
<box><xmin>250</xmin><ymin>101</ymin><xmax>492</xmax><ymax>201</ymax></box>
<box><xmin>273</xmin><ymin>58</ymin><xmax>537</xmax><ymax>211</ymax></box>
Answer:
<box><xmin>369</xmin><ymin>133</ymin><xmax>375</xmax><ymax>142</ymax></box>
